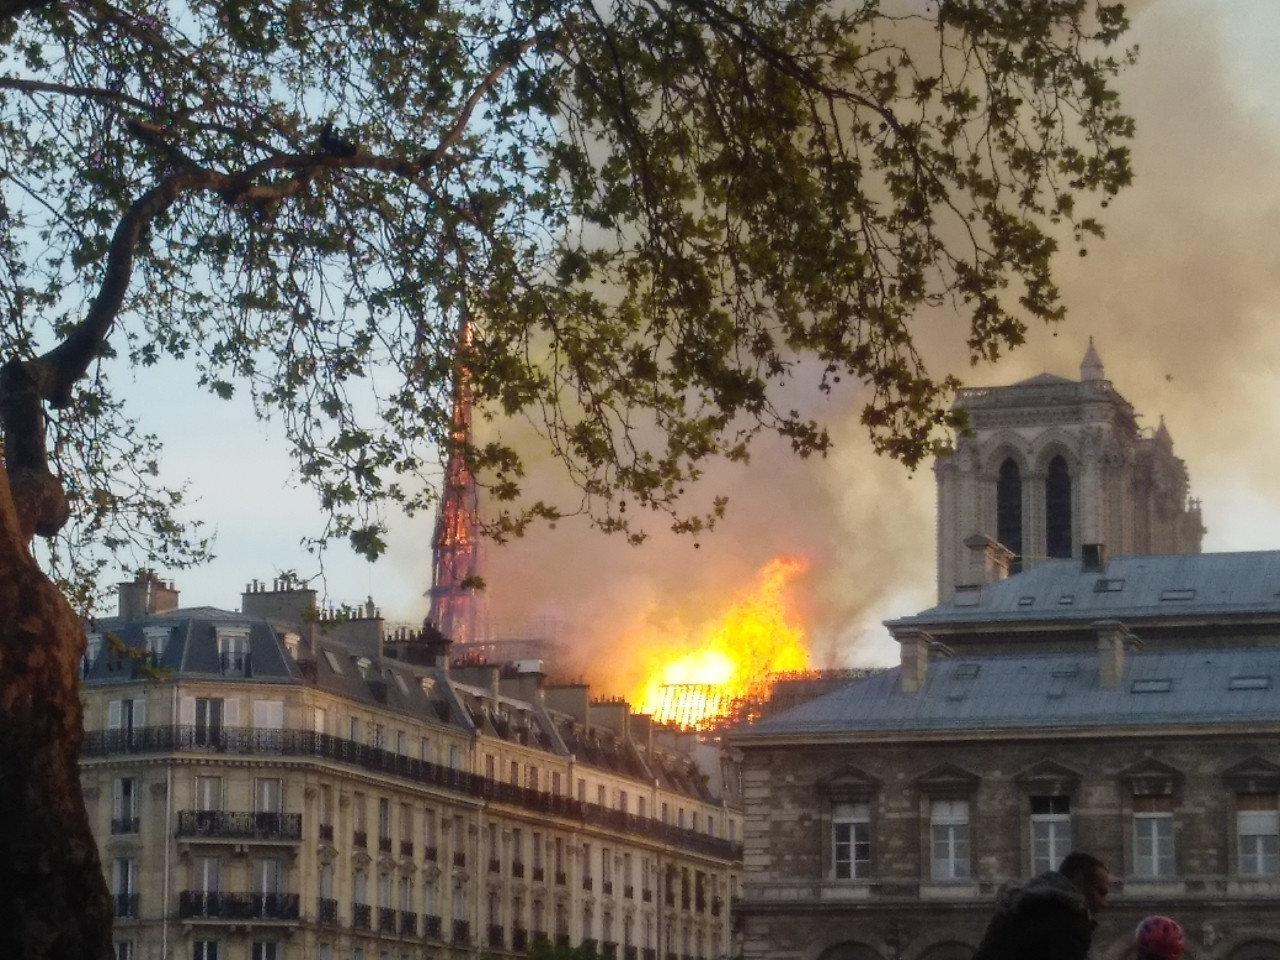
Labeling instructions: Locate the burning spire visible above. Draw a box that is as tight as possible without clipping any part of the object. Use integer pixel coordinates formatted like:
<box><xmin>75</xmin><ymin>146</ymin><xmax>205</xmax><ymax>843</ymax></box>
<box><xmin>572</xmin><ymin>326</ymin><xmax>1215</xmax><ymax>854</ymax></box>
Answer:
<box><xmin>427</xmin><ymin>312</ymin><xmax>484</xmax><ymax>645</ymax></box>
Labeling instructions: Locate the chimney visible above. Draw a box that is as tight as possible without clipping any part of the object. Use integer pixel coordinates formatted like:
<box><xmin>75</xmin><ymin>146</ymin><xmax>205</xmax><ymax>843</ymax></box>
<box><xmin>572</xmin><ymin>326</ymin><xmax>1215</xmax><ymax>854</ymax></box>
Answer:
<box><xmin>961</xmin><ymin>533</ymin><xmax>1014</xmax><ymax>589</ymax></box>
<box><xmin>1082</xmin><ymin>543</ymin><xmax>1107</xmax><ymax>573</ymax></box>
<box><xmin>899</xmin><ymin>629</ymin><xmax>931</xmax><ymax>694</ymax></box>
<box><xmin>117</xmin><ymin>571</ymin><xmax>179</xmax><ymax>621</ymax></box>
<box><xmin>1094</xmin><ymin>619</ymin><xmax>1140</xmax><ymax>688</ymax></box>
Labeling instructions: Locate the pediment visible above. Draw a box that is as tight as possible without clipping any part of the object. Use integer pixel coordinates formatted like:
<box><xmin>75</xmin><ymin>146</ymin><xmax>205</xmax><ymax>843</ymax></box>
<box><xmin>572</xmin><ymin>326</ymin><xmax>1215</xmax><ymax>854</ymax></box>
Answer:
<box><xmin>1015</xmin><ymin>759</ymin><xmax>1082</xmax><ymax>795</ymax></box>
<box><xmin>1119</xmin><ymin>757</ymin><xmax>1182</xmax><ymax>795</ymax></box>
<box><xmin>816</xmin><ymin>764</ymin><xmax>881</xmax><ymax>801</ymax></box>
<box><xmin>916</xmin><ymin>762</ymin><xmax>980</xmax><ymax>798</ymax></box>
<box><xmin>1222</xmin><ymin>756</ymin><xmax>1280</xmax><ymax>794</ymax></box>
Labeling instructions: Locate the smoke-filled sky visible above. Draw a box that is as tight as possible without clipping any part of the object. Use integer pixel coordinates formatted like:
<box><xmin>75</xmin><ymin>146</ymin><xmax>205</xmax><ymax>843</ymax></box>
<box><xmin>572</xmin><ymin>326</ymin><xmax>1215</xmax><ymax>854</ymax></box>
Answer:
<box><xmin>137</xmin><ymin>0</ymin><xmax>1280</xmax><ymax>684</ymax></box>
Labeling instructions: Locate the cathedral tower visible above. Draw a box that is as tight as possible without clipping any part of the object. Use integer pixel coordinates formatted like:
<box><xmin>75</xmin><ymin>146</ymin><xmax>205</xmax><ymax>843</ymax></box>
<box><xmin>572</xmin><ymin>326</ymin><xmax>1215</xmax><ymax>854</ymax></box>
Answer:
<box><xmin>934</xmin><ymin>341</ymin><xmax>1204</xmax><ymax>601</ymax></box>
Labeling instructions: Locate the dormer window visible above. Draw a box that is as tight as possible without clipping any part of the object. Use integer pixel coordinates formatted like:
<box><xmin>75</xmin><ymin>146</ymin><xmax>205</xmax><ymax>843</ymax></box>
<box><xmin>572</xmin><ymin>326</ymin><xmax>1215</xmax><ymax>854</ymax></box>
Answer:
<box><xmin>282</xmin><ymin>632</ymin><xmax>301</xmax><ymax>660</ymax></box>
<box><xmin>215</xmin><ymin>626</ymin><xmax>250</xmax><ymax>677</ymax></box>
<box><xmin>84</xmin><ymin>631</ymin><xmax>102</xmax><ymax>675</ymax></box>
<box><xmin>143</xmin><ymin>626</ymin><xmax>170</xmax><ymax>660</ymax></box>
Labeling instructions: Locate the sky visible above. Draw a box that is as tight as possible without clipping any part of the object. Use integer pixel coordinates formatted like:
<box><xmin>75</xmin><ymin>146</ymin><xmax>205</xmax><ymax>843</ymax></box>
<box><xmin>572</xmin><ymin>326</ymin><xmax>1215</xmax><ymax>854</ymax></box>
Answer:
<box><xmin>122</xmin><ymin>0</ymin><xmax>1280</xmax><ymax>688</ymax></box>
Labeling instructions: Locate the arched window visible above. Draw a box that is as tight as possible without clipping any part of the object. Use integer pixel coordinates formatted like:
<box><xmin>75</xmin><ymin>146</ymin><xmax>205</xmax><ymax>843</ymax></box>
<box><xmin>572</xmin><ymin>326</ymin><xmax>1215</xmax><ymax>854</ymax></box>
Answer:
<box><xmin>997</xmin><ymin>459</ymin><xmax>1023</xmax><ymax>573</ymax></box>
<box><xmin>1046</xmin><ymin>456</ymin><xmax>1072</xmax><ymax>558</ymax></box>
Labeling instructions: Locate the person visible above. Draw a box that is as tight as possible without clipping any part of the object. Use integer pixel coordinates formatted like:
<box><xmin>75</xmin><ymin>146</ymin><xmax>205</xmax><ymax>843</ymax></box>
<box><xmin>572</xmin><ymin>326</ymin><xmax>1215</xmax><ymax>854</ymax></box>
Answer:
<box><xmin>1134</xmin><ymin>916</ymin><xmax>1184</xmax><ymax>960</ymax></box>
<box><xmin>970</xmin><ymin>852</ymin><xmax>1110</xmax><ymax>960</ymax></box>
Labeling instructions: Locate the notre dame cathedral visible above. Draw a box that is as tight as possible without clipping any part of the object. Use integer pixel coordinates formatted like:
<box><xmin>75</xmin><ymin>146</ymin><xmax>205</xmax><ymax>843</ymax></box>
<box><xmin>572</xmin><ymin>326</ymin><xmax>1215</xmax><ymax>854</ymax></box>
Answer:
<box><xmin>933</xmin><ymin>340</ymin><xmax>1204</xmax><ymax>601</ymax></box>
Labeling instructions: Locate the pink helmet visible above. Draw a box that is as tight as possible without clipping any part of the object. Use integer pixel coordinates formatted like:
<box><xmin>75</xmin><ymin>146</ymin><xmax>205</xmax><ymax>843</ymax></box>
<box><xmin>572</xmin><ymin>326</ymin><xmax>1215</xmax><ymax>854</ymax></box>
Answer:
<box><xmin>1136</xmin><ymin>916</ymin><xmax>1185</xmax><ymax>960</ymax></box>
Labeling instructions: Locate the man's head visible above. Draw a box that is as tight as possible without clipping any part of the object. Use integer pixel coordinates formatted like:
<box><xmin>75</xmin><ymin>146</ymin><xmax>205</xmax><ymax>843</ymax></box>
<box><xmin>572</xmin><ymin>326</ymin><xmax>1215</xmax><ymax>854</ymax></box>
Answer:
<box><xmin>1058</xmin><ymin>852</ymin><xmax>1110</xmax><ymax>914</ymax></box>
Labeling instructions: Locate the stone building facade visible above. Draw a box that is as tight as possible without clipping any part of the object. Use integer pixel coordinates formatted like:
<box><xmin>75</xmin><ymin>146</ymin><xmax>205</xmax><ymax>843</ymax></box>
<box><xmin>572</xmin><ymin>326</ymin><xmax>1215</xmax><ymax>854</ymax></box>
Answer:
<box><xmin>733</xmin><ymin>550</ymin><xmax>1280</xmax><ymax>960</ymax></box>
<box><xmin>934</xmin><ymin>342</ymin><xmax>1203</xmax><ymax>601</ymax></box>
<box><xmin>84</xmin><ymin>574</ymin><xmax>741</xmax><ymax>960</ymax></box>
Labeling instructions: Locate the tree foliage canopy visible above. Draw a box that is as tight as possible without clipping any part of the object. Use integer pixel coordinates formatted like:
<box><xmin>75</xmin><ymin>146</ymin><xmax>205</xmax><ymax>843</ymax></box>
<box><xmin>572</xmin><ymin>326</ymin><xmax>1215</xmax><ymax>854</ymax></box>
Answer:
<box><xmin>0</xmin><ymin>0</ymin><xmax>1133</xmax><ymax>595</ymax></box>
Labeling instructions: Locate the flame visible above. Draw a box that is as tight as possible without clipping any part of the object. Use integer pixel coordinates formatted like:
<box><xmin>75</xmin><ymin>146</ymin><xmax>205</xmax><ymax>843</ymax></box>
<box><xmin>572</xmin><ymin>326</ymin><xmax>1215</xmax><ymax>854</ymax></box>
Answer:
<box><xmin>629</xmin><ymin>556</ymin><xmax>811</xmax><ymax>728</ymax></box>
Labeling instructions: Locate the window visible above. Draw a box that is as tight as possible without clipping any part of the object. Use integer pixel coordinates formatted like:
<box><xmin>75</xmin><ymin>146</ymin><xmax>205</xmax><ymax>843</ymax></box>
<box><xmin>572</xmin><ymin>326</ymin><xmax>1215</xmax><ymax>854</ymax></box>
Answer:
<box><xmin>1045</xmin><ymin>455</ymin><xmax>1072</xmax><ymax>559</ymax></box>
<box><xmin>996</xmin><ymin>458</ymin><xmax>1023</xmax><ymax>571</ymax></box>
<box><xmin>114</xmin><ymin>942</ymin><xmax>134</xmax><ymax>960</ymax></box>
<box><xmin>255</xmin><ymin>778</ymin><xmax>283</xmax><ymax>815</ymax></box>
<box><xmin>252</xmin><ymin>699</ymin><xmax>284</xmax><ymax>729</ymax></box>
<box><xmin>113</xmin><ymin>857</ymin><xmax>137</xmax><ymax>917</ymax></box>
<box><xmin>930</xmin><ymin>800</ymin><xmax>970</xmax><ymax>881</ymax></box>
<box><xmin>378</xmin><ymin>798</ymin><xmax>392</xmax><ymax>841</ymax></box>
<box><xmin>1133</xmin><ymin>795</ymin><xmax>1175</xmax><ymax>878</ymax></box>
<box><xmin>195</xmin><ymin>776</ymin><xmax>222</xmax><ymax>812</ymax></box>
<box><xmin>833</xmin><ymin>802</ymin><xmax>871</xmax><ymax>880</ymax></box>
<box><xmin>1239</xmin><ymin>794</ymin><xmax>1280</xmax><ymax>876</ymax></box>
<box><xmin>251</xmin><ymin>943</ymin><xmax>280</xmax><ymax>960</ymax></box>
<box><xmin>112</xmin><ymin>777</ymin><xmax>139</xmax><ymax>834</ymax></box>
<box><xmin>216</xmin><ymin>627</ymin><xmax>249</xmax><ymax>676</ymax></box>
<box><xmin>192</xmin><ymin>942</ymin><xmax>219</xmax><ymax>960</ymax></box>
<box><xmin>184</xmin><ymin>697</ymin><xmax>225</xmax><ymax>747</ymax></box>
<box><xmin>194</xmin><ymin>857</ymin><xmax>221</xmax><ymax>896</ymax></box>
<box><xmin>108</xmin><ymin>698</ymin><xmax>146</xmax><ymax>746</ymax></box>
<box><xmin>1030</xmin><ymin>797</ymin><xmax>1072</xmax><ymax>874</ymax></box>
<box><xmin>85</xmin><ymin>632</ymin><xmax>102</xmax><ymax>675</ymax></box>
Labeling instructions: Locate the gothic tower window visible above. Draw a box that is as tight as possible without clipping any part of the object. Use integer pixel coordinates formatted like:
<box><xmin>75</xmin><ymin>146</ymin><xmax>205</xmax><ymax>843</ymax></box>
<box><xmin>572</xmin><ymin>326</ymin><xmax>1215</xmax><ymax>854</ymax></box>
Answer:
<box><xmin>1046</xmin><ymin>456</ymin><xmax>1072</xmax><ymax>558</ymax></box>
<box><xmin>997</xmin><ymin>458</ymin><xmax>1023</xmax><ymax>571</ymax></box>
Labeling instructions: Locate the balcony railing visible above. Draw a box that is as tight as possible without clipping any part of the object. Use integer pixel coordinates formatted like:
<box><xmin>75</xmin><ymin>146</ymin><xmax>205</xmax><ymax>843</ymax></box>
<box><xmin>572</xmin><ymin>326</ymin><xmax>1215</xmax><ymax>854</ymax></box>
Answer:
<box><xmin>453</xmin><ymin>851</ymin><xmax>466</xmax><ymax>867</ymax></box>
<box><xmin>111</xmin><ymin>817</ymin><xmax>140</xmax><ymax>835</ymax></box>
<box><xmin>555</xmin><ymin>871</ymin><xmax>567</xmax><ymax>886</ymax></box>
<box><xmin>83</xmin><ymin>724</ymin><xmax>743</xmax><ymax>862</ymax></box>
<box><xmin>452</xmin><ymin>919</ymin><xmax>470</xmax><ymax>944</ymax></box>
<box><xmin>642</xmin><ymin>889</ymin><xmax>652</xmax><ymax>903</ymax></box>
<box><xmin>556</xmin><ymin>934</ymin><xmax>571</xmax><ymax>949</ymax></box>
<box><xmin>112</xmin><ymin>893</ymin><xmax>139</xmax><ymax>919</ymax></box>
<box><xmin>177</xmin><ymin>810</ymin><xmax>302</xmax><ymax>842</ymax></box>
<box><xmin>583</xmin><ymin>876</ymin><xmax>593</xmax><ymax>891</ymax></box>
<box><xmin>319</xmin><ymin>823</ymin><xmax>334</xmax><ymax>842</ymax></box>
<box><xmin>603</xmin><ymin>941</ymin><xmax>618</xmax><ymax>959</ymax></box>
<box><xmin>399</xmin><ymin>910</ymin><xmax>418</xmax><ymax>936</ymax></box>
<box><xmin>513</xmin><ymin>861</ymin><xmax>525</xmax><ymax>878</ymax></box>
<box><xmin>489</xmin><ymin>858</ymin><xmax>502</xmax><ymax>874</ymax></box>
<box><xmin>532</xmin><ymin>866</ymin><xmax>545</xmax><ymax>882</ymax></box>
<box><xmin>625</xmin><ymin>947</ymin><xmax>639</xmax><ymax>960</ymax></box>
<box><xmin>424</xmin><ymin>845</ymin><xmax>438</xmax><ymax>861</ymax></box>
<box><xmin>317</xmin><ymin>898</ymin><xmax>339</xmax><ymax>926</ymax></box>
<box><xmin>177</xmin><ymin>891</ymin><xmax>300</xmax><ymax>921</ymax></box>
<box><xmin>424</xmin><ymin>914</ymin><xmax>442</xmax><ymax>939</ymax></box>
<box><xmin>624</xmin><ymin>885</ymin><xmax>634</xmax><ymax>899</ymax></box>
<box><xmin>642</xmin><ymin>949</ymin><xmax>657</xmax><ymax>960</ymax></box>
<box><xmin>400</xmin><ymin>840</ymin><xmax>414</xmax><ymax>858</ymax></box>
<box><xmin>602</xmin><ymin>881</ymin><xmax>614</xmax><ymax>896</ymax></box>
<box><xmin>489</xmin><ymin>924</ymin><xmax>505</xmax><ymax>948</ymax></box>
<box><xmin>710</xmin><ymin>897</ymin><xmax>722</xmax><ymax>917</ymax></box>
<box><xmin>353</xmin><ymin>830</ymin><xmax>368</xmax><ymax>849</ymax></box>
<box><xmin>378</xmin><ymin>906</ymin><xmax>397</xmax><ymax>933</ymax></box>
<box><xmin>352</xmin><ymin>903</ymin><xmax>371</xmax><ymax>931</ymax></box>
<box><xmin>513</xmin><ymin>928</ymin><xmax>529</xmax><ymax>951</ymax></box>
<box><xmin>379</xmin><ymin>836</ymin><xmax>393</xmax><ymax>854</ymax></box>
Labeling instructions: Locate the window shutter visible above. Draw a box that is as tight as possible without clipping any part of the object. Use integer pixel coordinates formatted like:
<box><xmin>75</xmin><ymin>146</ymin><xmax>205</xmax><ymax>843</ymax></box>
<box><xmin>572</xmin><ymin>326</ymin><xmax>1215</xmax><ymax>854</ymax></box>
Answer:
<box><xmin>107</xmin><ymin>700</ymin><xmax>122</xmax><ymax>731</ymax></box>
<box><xmin>223</xmin><ymin>698</ymin><xmax>239</xmax><ymax>727</ymax></box>
<box><xmin>132</xmin><ymin>698</ymin><xmax>146</xmax><ymax>729</ymax></box>
<box><xmin>180</xmin><ymin>696</ymin><xmax>196</xmax><ymax>725</ymax></box>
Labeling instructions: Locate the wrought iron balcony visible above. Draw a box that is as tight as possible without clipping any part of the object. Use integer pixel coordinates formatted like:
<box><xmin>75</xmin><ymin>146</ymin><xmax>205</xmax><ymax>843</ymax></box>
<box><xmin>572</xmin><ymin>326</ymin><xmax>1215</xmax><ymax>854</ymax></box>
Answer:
<box><xmin>624</xmin><ymin>885</ymin><xmax>634</xmax><ymax>899</ymax></box>
<box><xmin>176</xmin><ymin>810</ymin><xmax>302</xmax><ymax>842</ymax></box>
<box><xmin>555</xmin><ymin>871</ymin><xmax>567</xmax><ymax>886</ymax></box>
<box><xmin>513</xmin><ymin>928</ymin><xmax>529</xmax><ymax>951</ymax></box>
<box><xmin>399</xmin><ymin>910</ymin><xmax>418</xmax><ymax>936</ymax></box>
<box><xmin>583</xmin><ymin>876</ymin><xmax>593</xmax><ymax>891</ymax></box>
<box><xmin>603</xmin><ymin>881</ymin><xmax>614</xmax><ymax>896</ymax></box>
<box><xmin>378</xmin><ymin>906</ymin><xmax>397</xmax><ymax>933</ymax></box>
<box><xmin>378</xmin><ymin>836</ymin><xmax>393</xmax><ymax>854</ymax></box>
<box><xmin>625</xmin><ymin>947</ymin><xmax>638</xmax><ymax>960</ymax></box>
<box><xmin>532</xmin><ymin>866</ymin><xmax>545</xmax><ymax>882</ymax></box>
<box><xmin>513</xmin><ymin>861</ymin><xmax>525</xmax><ymax>878</ymax></box>
<box><xmin>424</xmin><ymin>844</ymin><xmax>438</xmax><ymax>861</ymax></box>
<box><xmin>452</xmin><ymin>851</ymin><xmax>466</xmax><ymax>868</ymax></box>
<box><xmin>452</xmin><ymin>919</ymin><xmax>470</xmax><ymax>944</ymax></box>
<box><xmin>642</xmin><ymin>889</ymin><xmax>653</xmax><ymax>903</ymax></box>
<box><xmin>351</xmin><ymin>903</ymin><xmax>371</xmax><ymax>931</ymax></box>
<box><xmin>177</xmin><ymin>891</ymin><xmax>300</xmax><ymax>921</ymax></box>
<box><xmin>319</xmin><ymin>823</ymin><xmax>334</xmax><ymax>842</ymax></box>
<box><xmin>642</xmin><ymin>949</ymin><xmax>657</xmax><ymax>960</ymax></box>
<box><xmin>489</xmin><ymin>858</ymin><xmax>502</xmax><ymax>874</ymax></box>
<box><xmin>424</xmin><ymin>914</ymin><xmax>442</xmax><ymax>939</ymax></box>
<box><xmin>113</xmin><ymin>893</ymin><xmax>139</xmax><ymax>919</ymax></box>
<box><xmin>317</xmin><ymin>898</ymin><xmax>339</xmax><ymax>926</ymax></box>
<box><xmin>489</xmin><ymin>924</ymin><xmax>505</xmax><ymax>948</ymax></box>
<box><xmin>603</xmin><ymin>941</ymin><xmax>619</xmax><ymax>959</ymax></box>
<box><xmin>400</xmin><ymin>840</ymin><xmax>414</xmax><ymax>858</ymax></box>
<box><xmin>353</xmin><ymin>830</ymin><xmax>368</xmax><ymax>849</ymax></box>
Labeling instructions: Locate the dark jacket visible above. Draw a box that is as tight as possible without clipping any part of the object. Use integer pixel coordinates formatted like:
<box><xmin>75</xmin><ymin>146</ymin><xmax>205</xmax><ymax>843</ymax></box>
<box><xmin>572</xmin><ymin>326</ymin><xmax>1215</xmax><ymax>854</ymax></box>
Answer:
<box><xmin>971</xmin><ymin>871</ymin><xmax>1097</xmax><ymax>960</ymax></box>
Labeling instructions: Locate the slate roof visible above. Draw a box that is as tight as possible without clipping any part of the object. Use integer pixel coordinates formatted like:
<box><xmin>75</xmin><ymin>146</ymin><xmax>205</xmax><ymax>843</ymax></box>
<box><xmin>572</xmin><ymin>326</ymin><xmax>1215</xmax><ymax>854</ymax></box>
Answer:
<box><xmin>734</xmin><ymin>645</ymin><xmax>1280</xmax><ymax>739</ymax></box>
<box><xmin>890</xmin><ymin>551</ymin><xmax>1280</xmax><ymax>628</ymax></box>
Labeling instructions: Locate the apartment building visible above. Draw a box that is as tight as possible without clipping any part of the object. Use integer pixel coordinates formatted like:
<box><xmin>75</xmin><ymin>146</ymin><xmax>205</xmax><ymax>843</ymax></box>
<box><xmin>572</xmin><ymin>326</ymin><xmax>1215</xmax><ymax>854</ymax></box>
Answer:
<box><xmin>83</xmin><ymin>575</ymin><xmax>741</xmax><ymax>960</ymax></box>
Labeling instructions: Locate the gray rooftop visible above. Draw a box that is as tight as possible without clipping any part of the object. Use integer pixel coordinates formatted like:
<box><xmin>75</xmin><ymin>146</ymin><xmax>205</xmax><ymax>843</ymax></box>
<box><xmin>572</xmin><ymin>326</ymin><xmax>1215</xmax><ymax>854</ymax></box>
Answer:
<box><xmin>735</xmin><ymin>645</ymin><xmax>1280</xmax><ymax>740</ymax></box>
<box><xmin>891</xmin><ymin>551</ymin><xmax>1280</xmax><ymax>628</ymax></box>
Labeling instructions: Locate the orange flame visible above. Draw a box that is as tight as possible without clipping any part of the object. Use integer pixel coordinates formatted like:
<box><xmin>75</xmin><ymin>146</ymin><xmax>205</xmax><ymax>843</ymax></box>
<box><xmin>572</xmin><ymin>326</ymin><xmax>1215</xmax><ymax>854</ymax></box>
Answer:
<box><xmin>629</xmin><ymin>556</ymin><xmax>811</xmax><ymax>727</ymax></box>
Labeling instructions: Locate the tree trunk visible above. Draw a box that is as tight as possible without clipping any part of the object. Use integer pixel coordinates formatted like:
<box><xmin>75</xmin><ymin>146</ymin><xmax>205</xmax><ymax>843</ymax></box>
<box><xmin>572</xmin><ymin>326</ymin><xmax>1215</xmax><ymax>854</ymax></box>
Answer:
<box><xmin>0</xmin><ymin>464</ymin><xmax>113</xmax><ymax>959</ymax></box>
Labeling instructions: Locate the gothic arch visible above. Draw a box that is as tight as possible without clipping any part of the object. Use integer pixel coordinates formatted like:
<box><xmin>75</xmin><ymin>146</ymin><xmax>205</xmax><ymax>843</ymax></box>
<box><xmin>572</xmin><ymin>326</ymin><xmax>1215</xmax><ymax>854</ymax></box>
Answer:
<box><xmin>1030</xmin><ymin>430</ymin><xmax>1080</xmax><ymax>474</ymax></box>
<box><xmin>980</xmin><ymin>435</ymin><xmax>1032</xmax><ymax>477</ymax></box>
<box><xmin>813</xmin><ymin>942</ymin><xmax>885</xmax><ymax>960</ymax></box>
